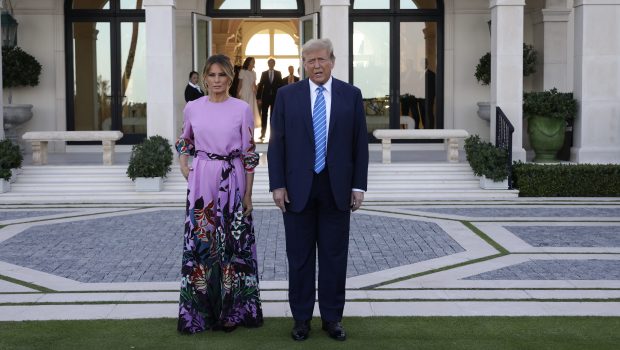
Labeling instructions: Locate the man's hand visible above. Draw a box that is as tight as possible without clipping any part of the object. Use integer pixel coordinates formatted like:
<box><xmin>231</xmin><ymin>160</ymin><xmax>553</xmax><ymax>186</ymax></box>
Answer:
<box><xmin>350</xmin><ymin>191</ymin><xmax>364</xmax><ymax>212</ymax></box>
<box><xmin>272</xmin><ymin>188</ymin><xmax>290</xmax><ymax>213</ymax></box>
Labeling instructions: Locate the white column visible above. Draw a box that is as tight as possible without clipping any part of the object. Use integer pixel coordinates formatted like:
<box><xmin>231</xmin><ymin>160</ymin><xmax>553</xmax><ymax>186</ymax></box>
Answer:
<box><xmin>320</xmin><ymin>0</ymin><xmax>349</xmax><ymax>82</ymax></box>
<box><xmin>571</xmin><ymin>0</ymin><xmax>620</xmax><ymax>163</ymax></box>
<box><xmin>490</xmin><ymin>0</ymin><xmax>526</xmax><ymax>162</ymax></box>
<box><xmin>0</xmin><ymin>0</ymin><xmax>4</xmax><ymax>140</ymax></box>
<box><xmin>533</xmin><ymin>1</ymin><xmax>571</xmax><ymax>91</ymax></box>
<box><xmin>144</xmin><ymin>0</ymin><xmax>177</xmax><ymax>145</ymax></box>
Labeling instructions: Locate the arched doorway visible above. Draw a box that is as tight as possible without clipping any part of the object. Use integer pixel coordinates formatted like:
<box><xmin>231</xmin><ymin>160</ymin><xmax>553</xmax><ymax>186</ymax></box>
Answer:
<box><xmin>64</xmin><ymin>0</ymin><xmax>146</xmax><ymax>144</ymax></box>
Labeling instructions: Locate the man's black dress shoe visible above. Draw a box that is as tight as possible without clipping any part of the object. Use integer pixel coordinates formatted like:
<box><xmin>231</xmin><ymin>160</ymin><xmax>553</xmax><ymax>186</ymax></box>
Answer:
<box><xmin>291</xmin><ymin>319</ymin><xmax>311</xmax><ymax>341</ymax></box>
<box><xmin>322</xmin><ymin>320</ymin><xmax>346</xmax><ymax>341</ymax></box>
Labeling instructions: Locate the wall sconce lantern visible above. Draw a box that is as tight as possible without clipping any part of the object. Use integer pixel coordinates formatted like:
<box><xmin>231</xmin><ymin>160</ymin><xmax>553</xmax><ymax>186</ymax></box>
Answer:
<box><xmin>1</xmin><ymin>0</ymin><xmax>18</xmax><ymax>48</ymax></box>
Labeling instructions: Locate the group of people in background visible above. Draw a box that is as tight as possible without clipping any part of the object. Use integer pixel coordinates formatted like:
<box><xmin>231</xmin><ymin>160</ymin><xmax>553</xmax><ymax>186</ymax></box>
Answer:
<box><xmin>185</xmin><ymin>57</ymin><xmax>300</xmax><ymax>142</ymax></box>
<box><xmin>177</xmin><ymin>38</ymin><xmax>369</xmax><ymax>342</ymax></box>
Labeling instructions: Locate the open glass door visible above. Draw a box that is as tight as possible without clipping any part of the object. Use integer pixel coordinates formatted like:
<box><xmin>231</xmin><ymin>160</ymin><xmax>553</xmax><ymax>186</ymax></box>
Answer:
<box><xmin>192</xmin><ymin>13</ymin><xmax>212</xmax><ymax>72</ymax></box>
<box><xmin>298</xmin><ymin>13</ymin><xmax>318</xmax><ymax>79</ymax></box>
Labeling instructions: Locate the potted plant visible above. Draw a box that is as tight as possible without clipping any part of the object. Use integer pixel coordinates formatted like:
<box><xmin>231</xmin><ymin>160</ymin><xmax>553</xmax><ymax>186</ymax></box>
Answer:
<box><xmin>2</xmin><ymin>46</ymin><xmax>42</xmax><ymax>135</ymax></box>
<box><xmin>126</xmin><ymin>135</ymin><xmax>173</xmax><ymax>192</ymax></box>
<box><xmin>0</xmin><ymin>138</ymin><xmax>23</xmax><ymax>192</ymax></box>
<box><xmin>523</xmin><ymin>88</ymin><xmax>578</xmax><ymax>162</ymax></box>
<box><xmin>474</xmin><ymin>44</ymin><xmax>537</xmax><ymax>121</ymax></box>
<box><xmin>464</xmin><ymin>135</ymin><xmax>509</xmax><ymax>189</ymax></box>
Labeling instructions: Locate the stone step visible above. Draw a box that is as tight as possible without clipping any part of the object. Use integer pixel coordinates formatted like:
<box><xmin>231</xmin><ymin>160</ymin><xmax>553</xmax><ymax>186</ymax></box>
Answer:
<box><xmin>2</xmin><ymin>162</ymin><xmax>518</xmax><ymax>203</ymax></box>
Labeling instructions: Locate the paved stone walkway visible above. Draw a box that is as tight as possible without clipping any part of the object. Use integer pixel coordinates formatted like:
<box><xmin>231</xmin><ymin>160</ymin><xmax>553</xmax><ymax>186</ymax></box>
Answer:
<box><xmin>504</xmin><ymin>225</ymin><xmax>620</xmax><ymax>247</ymax></box>
<box><xmin>0</xmin><ymin>201</ymin><xmax>619</xmax><ymax>319</ymax></box>
<box><xmin>465</xmin><ymin>259</ymin><xmax>620</xmax><ymax>280</ymax></box>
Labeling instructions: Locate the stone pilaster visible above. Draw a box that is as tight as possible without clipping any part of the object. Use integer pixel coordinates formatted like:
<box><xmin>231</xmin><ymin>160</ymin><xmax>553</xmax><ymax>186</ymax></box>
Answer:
<box><xmin>571</xmin><ymin>0</ymin><xmax>620</xmax><ymax>163</ymax></box>
<box><xmin>490</xmin><ymin>0</ymin><xmax>526</xmax><ymax>161</ymax></box>
<box><xmin>144</xmin><ymin>0</ymin><xmax>178</xmax><ymax>145</ymax></box>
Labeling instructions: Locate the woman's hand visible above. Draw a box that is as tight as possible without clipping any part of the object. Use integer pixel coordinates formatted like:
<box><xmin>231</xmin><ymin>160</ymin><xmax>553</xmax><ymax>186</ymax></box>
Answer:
<box><xmin>181</xmin><ymin>165</ymin><xmax>192</xmax><ymax>180</ymax></box>
<box><xmin>242</xmin><ymin>194</ymin><xmax>253</xmax><ymax>216</ymax></box>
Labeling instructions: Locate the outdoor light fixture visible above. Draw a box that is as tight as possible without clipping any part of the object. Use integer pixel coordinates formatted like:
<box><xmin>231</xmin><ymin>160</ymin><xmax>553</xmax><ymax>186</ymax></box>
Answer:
<box><xmin>1</xmin><ymin>0</ymin><xmax>18</xmax><ymax>48</ymax></box>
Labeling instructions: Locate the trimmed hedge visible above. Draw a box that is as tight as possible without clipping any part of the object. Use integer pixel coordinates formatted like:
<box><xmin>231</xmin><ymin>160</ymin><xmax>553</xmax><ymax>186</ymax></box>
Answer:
<box><xmin>464</xmin><ymin>135</ymin><xmax>509</xmax><ymax>182</ymax></box>
<box><xmin>512</xmin><ymin>162</ymin><xmax>620</xmax><ymax>197</ymax></box>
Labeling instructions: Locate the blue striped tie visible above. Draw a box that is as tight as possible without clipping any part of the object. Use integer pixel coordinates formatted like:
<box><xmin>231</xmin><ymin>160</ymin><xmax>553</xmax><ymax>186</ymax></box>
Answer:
<box><xmin>313</xmin><ymin>85</ymin><xmax>327</xmax><ymax>173</ymax></box>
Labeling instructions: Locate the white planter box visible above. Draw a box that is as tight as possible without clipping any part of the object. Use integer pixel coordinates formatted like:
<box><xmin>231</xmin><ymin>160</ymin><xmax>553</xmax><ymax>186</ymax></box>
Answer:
<box><xmin>9</xmin><ymin>168</ymin><xmax>20</xmax><ymax>184</ymax></box>
<box><xmin>480</xmin><ymin>176</ymin><xmax>508</xmax><ymax>190</ymax></box>
<box><xmin>0</xmin><ymin>180</ymin><xmax>10</xmax><ymax>193</ymax></box>
<box><xmin>135</xmin><ymin>177</ymin><xmax>163</xmax><ymax>192</ymax></box>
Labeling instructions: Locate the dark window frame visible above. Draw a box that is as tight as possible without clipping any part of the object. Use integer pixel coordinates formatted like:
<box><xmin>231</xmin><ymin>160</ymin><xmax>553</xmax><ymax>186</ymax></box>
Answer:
<box><xmin>207</xmin><ymin>0</ymin><xmax>304</xmax><ymax>17</ymax></box>
<box><xmin>350</xmin><ymin>0</ymin><xmax>444</xmax><ymax>140</ymax></box>
<box><xmin>64</xmin><ymin>0</ymin><xmax>146</xmax><ymax>144</ymax></box>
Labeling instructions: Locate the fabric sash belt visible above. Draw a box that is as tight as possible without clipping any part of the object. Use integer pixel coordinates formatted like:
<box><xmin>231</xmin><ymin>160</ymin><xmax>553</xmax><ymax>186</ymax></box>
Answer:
<box><xmin>195</xmin><ymin>150</ymin><xmax>242</xmax><ymax>219</ymax></box>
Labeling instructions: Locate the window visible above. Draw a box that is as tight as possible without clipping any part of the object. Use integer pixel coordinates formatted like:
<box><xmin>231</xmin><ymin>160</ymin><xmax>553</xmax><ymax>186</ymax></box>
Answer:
<box><xmin>65</xmin><ymin>0</ymin><xmax>146</xmax><ymax>143</ymax></box>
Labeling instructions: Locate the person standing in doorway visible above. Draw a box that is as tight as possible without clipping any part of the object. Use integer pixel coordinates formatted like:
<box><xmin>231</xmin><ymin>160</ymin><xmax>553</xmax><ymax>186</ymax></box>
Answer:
<box><xmin>256</xmin><ymin>58</ymin><xmax>282</xmax><ymax>141</ymax></box>
<box><xmin>237</xmin><ymin>57</ymin><xmax>261</xmax><ymax>132</ymax></box>
<box><xmin>268</xmin><ymin>38</ymin><xmax>369</xmax><ymax>342</ymax></box>
<box><xmin>184</xmin><ymin>71</ymin><xmax>203</xmax><ymax>102</ymax></box>
<box><xmin>284</xmin><ymin>65</ymin><xmax>299</xmax><ymax>85</ymax></box>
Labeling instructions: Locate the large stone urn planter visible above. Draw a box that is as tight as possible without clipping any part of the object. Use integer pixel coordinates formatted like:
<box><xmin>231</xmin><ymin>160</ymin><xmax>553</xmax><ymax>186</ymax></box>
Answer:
<box><xmin>527</xmin><ymin>116</ymin><xmax>565</xmax><ymax>162</ymax></box>
<box><xmin>477</xmin><ymin>101</ymin><xmax>490</xmax><ymax>122</ymax></box>
<box><xmin>3</xmin><ymin>104</ymin><xmax>34</xmax><ymax>143</ymax></box>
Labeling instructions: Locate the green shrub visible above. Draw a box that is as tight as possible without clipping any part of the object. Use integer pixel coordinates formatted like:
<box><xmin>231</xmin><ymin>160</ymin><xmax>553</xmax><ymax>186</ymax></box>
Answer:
<box><xmin>0</xmin><ymin>139</ymin><xmax>23</xmax><ymax>181</ymax></box>
<box><xmin>2</xmin><ymin>46</ymin><xmax>42</xmax><ymax>104</ymax></box>
<box><xmin>512</xmin><ymin>162</ymin><xmax>620</xmax><ymax>197</ymax></box>
<box><xmin>523</xmin><ymin>88</ymin><xmax>578</xmax><ymax>121</ymax></box>
<box><xmin>475</xmin><ymin>44</ymin><xmax>537</xmax><ymax>86</ymax></box>
<box><xmin>126</xmin><ymin>135</ymin><xmax>173</xmax><ymax>180</ymax></box>
<box><xmin>464</xmin><ymin>135</ymin><xmax>509</xmax><ymax>182</ymax></box>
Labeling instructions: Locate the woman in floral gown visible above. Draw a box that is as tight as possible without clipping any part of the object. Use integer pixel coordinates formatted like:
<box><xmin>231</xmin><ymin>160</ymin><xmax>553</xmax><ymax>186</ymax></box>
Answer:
<box><xmin>176</xmin><ymin>54</ymin><xmax>263</xmax><ymax>334</ymax></box>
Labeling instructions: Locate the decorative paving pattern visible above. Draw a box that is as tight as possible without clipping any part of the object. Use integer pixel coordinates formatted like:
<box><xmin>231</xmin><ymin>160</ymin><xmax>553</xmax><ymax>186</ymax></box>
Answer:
<box><xmin>404</xmin><ymin>207</ymin><xmax>620</xmax><ymax>218</ymax></box>
<box><xmin>0</xmin><ymin>209</ymin><xmax>464</xmax><ymax>283</ymax></box>
<box><xmin>465</xmin><ymin>259</ymin><xmax>620</xmax><ymax>280</ymax></box>
<box><xmin>505</xmin><ymin>225</ymin><xmax>620</xmax><ymax>247</ymax></box>
<box><xmin>0</xmin><ymin>210</ymin><xmax>73</xmax><ymax>221</ymax></box>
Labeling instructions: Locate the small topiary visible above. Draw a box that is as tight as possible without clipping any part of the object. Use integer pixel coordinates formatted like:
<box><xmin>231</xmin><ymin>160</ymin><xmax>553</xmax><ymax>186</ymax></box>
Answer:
<box><xmin>2</xmin><ymin>46</ymin><xmax>42</xmax><ymax>104</ymax></box>
<box><xmin>464</xmin><ymin>135</ymin><xmax>509</xmax><ymax>182</ymax></box>
<box><xmin>126</xmin><ymin>135</ymin><xmax>173</xmax><ymax>180</ymax></box>
<box><xmin>475</xmin><ymin>44</ymin><xmax>537</xmax><ymax>86</ymax></box>
<box><xmin>0</xmin><ymin>139</ymin><xmax>23</xmax><ymax>181</ymax></box>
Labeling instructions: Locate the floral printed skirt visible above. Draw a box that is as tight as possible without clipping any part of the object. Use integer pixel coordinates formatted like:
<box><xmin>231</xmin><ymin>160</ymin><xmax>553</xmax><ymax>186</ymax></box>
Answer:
<box><xmin>177</xmin><ymin>155</ymin><xmax>263</xmax><ymax>334</ymax></box>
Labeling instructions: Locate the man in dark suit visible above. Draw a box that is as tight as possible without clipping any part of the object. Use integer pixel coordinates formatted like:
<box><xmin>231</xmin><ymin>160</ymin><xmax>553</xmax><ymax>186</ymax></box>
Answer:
<box><xmin>268</xmin><ymin>38</ymin><xmax>368</xmax><ymax>342</ymax></box>
<box><xmin>256</xmin><ymin>58</ymin><xmax>283</xmax><ymax>140</ymax></box>
<box><xmin>284</xmin><ymin>65</ymin><xmax>300</xmax><ymax>85</ymax></box>
<box><xmin>184</xmin><ymin>71</ymin><xmax>203</xmax><ymax>102</ymax></box>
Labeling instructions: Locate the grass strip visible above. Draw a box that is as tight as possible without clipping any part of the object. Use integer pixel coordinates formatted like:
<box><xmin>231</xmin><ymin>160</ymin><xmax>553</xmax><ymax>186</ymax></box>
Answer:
<box><xmin>363</xmin><ymin>220</ymin><xmax>509</xmax><ymax>289</ymax></box>
<box><xmin>2</xmin><ymin>299</ymin><xmax>620</xmax><ymax>306</ymax></box>
<box><xmin>0</xmin><ymin>317</ymin><xmax>618</xmax><ymax>350</ymax></box>
<box><xmin>461</xmin><ymin>221</ymin><xmax>509</xmax><ymax>254</ymax></box>
<box><xmin>0</xmin><ymin>275</ymin><xmax>54</xmax><ymax>293</ymax></box>
<box><xmin>362</xmin><ymin>253</ymin><xmax>504</xmax><ymax>289</ymax></box>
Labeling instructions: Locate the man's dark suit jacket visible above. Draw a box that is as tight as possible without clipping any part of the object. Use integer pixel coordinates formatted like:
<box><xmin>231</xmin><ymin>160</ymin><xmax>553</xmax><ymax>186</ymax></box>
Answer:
<box><xmin>184</xmin><ymin>84</ymin><xmax>203</xmax><ymax>102</ymax></box>
<box><xmin>268</xmin><ymin>78</ymin><xmax>369</xmax><ymax>213</ymax></box>
<box><xmin>284</xmin><ymin>75</ymin><xmax>300</xmax><ymax>85</ymax></box>
<box><xmin>256</xmin><ymin>70</ymin><xmax>283</xmax><ymax>104</ymax></box>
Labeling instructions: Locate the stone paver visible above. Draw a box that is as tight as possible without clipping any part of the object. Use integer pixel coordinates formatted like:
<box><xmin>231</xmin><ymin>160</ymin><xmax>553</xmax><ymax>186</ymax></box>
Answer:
<box><xmin>504</xmin><ymin>225</ymin><xmax>620</xmax><ymax>247</ymax></box>
<box><xmin>465</xmin><ymin>259</ymin><xmax>620</xmax><ymax>280</ymax></box>
<box><xmin>1</xmin><ymin>201</ymin><xmax>620</xmax><ymax>320</ymax></box>
<box><xmin>405</xmin><ymin>207</ymin><xmax>620</xmax><ymax>217</ymax></box>
<box><xmin>0</xmin><ymin>210</ymin><xmax>73</xmax><ymax>221</ymax></box>
<box><xmin>0</xmin><ymin>209</ymin><xmax>464</xmax><ymax>282</ymax></box>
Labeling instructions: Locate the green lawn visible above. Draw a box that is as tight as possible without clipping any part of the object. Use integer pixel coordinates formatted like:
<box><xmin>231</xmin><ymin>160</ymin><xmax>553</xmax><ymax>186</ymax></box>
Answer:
<box><xmin>0</xmin><ymin>317</ymin><xmax>618</xmax><ymax>350</ymax></box>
